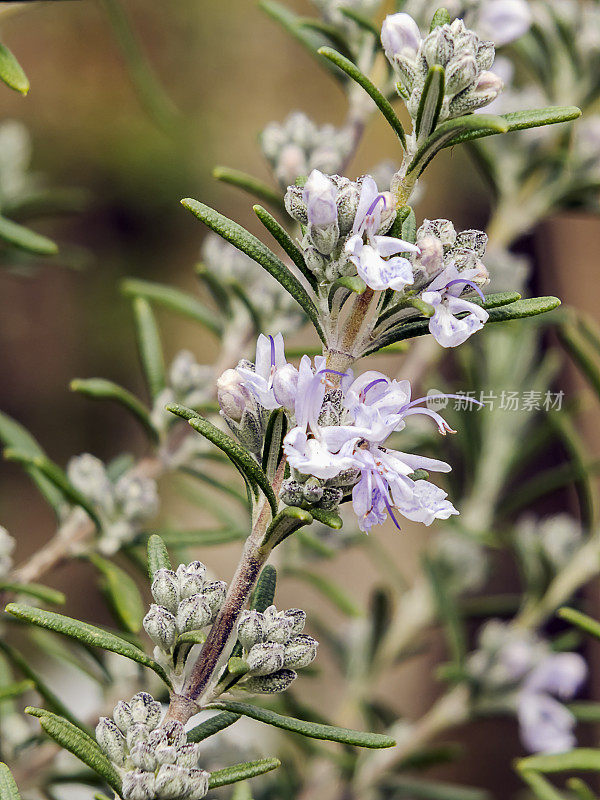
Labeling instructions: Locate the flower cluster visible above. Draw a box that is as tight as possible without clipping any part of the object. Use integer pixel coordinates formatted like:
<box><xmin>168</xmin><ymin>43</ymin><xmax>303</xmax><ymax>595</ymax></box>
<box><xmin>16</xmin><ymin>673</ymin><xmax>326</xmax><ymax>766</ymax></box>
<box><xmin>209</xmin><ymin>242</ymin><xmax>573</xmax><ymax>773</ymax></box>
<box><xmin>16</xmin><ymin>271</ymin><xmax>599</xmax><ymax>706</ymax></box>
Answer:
<box><xmin>67</xmin><ymin>455</ymin><xmax>159</xmax><ymax>554</ymax></box>
<box><xmin>235</xmin><ymin>605</ymin><xmax>318</xmax><ymax>693</ymax></box>
<box><xmin>96</xmin><ymin>692</ymin><xmax>210</xmax><ymax>800</ymax></box>
<box><xmin>382</xmin><ymin>13</ymin><xmax>503</xmax><ymax>125</ymax></box>
<box><xmin>261</xmin><ymin>112</ymin><xmax>353</xmax><ymax>188</ymax></box>
<box><xmin>143</xmin><ymin>561</ymin><xmax>227</xmax><ymax>672</ymax></box>
<box><xmin>468</xmin><ymin>621</ymin><xmax>587</xmax><ymax>753</ymax></box>
<box><xmin>151</xmin><ymin>351</ymin><xmax>213</xmax><ymax>433</ymax></box>
<box><xmin>219</xmin><ymin>334</ymin><xmax>462</xmax><ymax>533</ymax></box>
<box><xmin>0</xmin><ymin>525</ymin><xmax>15</xmax><ymax>577</ymax></box>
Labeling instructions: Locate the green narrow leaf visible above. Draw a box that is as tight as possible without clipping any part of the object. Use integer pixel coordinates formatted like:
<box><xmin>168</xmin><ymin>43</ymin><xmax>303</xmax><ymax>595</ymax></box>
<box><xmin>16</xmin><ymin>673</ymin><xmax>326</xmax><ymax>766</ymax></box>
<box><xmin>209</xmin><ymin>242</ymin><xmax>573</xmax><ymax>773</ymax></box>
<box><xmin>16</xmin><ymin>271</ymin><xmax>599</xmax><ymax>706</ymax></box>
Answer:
<box><xmin>147</xmin><ymin>533</ymin><xmax>171</xmax><ymax>578</ymax></box>
<box><xmin>266</xmin><ymin>506</ymin><xmax>313</xmax><ymax>547</ymax></box>
<box><xmin>386</xmin><ymin>775</ymin><xmax>491</xmax><ymax>800</ymax></box>
<box><xmin>132</xmin><ymin>297</ymin><xmax>166</xmax><ymax>401</ymax></box>
<box><xmin>231</xmin><ymin>783</ymin><xmax>254</xmax><ymax>800</ymax></box>
<box><xmin>250</xmin><ymin>565</ymin><xmax>277</xmax><ymax>613</ymax></box>
<box><xmin>70</xmin><ymin>378</ymin><xmax>158</xmax><ymax>443</ymax></box>
<box><xmin>261</xmin><ymin>409</ymin><xmax>287</xmax><ymax>482</ymax></box>
<box><xmin>336</xmin><ymin>275</ymin><xmax>367</xmax><ymax>294</ymax></box>
<box><xmin>0</xmin><ymin>640</ymin><xmax>87</xmax><ymax>732</ymax></box>
<box><xmin>318</xmin><ymin>47</ymin><xmax>406</xmax><ymax>148</ymax></box>
<box><xmin>473</xmin><ymin>291</ymin><xmax>522</xmax><ymax>309</ymax></box>
<box><xmin>559</xmin><ymin>322</ymin><xmax>600</xmax><ymax>401</ymax></box>
<box><xmin>0</xmin><ymin>680</ymin><xmax>34</xmax><ymax>702</ymax></box>
<box><xmin>26</xmin><ymin>707</ymin><xmax>122</xmax><ymax>793</ymax></box>
<box><xmin>309</xmin><ymin>508</ymin><xmax>343</xmax><ymax>528</ymax></box>
<box><xmin>566</xmin><ymin>778</ymin><xmax>597</xmax><ymax>800</ymax></box>
<box><xmin>167</xmin><ymin>404</ymin><xmax>278</xmax><ymax>516</ymax></box>
<box><xmin>518</xmin><ymin>749</ymin><xmax>600</xmax><ymax>773</ymax></box>
<box><xmin>213</xmin><ymin>167</ymin><xmax>285</xmax><ymax>213</ymax></box>
<box><xmin>253</xmin><ymin>205</ymin><xmax>317</xmax><ymax>291</ymax></box>
<box><xmin>0</xmin><ymin>411</ymin><xmax>64</xmax><ymax>512</ymax></box>
<box><xmin>518</xmin><ymin>771</ymin><xmax>566</xmax><ymax>800</ymax></box>
<box><xmin>298</xmin><ymin>18</ymin><xmax>353</xmax><ymax>59</ymax></box>
<box><xmin>0</xmin><ymin>762</ymin><xmax>21</xmax><ymax>800</ymax></box>
<box><xmin>283</xmin><ymin>567</ymin><xmax>361</xmax><ymax>617</ymax></box>
<box><xmin>195</xmin><ymin>262</ymin><xmax>232</xmax><ymax>316</ymax></box>
<box><xmin>208</xmin><ymin>758</ymin><xmax>281</xmax><ymax>789</ymax></box>
<box><xmin>430</xmin><ymin>8</ymin><xmax>452</xmax><ymax>29</ymax></box>
<box><xmin>5</xmin><ymin>604</ymin><xmax>172</xmax><ymax>688</ymax></box>
<box><xmin>88</xmin><ymin>555</ymin><xmax>145</xmax><ymax>634</ymax></box>
<box><xmin>423</xmin><ymin>556</ymin><xmax>466</xmax><ymax>666</ymax></box>
<box><xmin>187</xmin><ymin>711</ymin><xmax>241</xmax><ymax>743</ymax></box>
<box><xmin>209</xmin><ymin>700</ymin><xmax>396</xmax><ymax>748</ymax></box>
<box><xmin>0</xmin><ymin>42</ymin><xmax>29</xmax><ymax>94</ymax></box>
<box><xmin>0</xmin><ymin>215</ymin><xmax>57</xmax><ymax>255</ymax></box>
<box><xmin>568</xmin><ymin>702</ymin><xmax>600</xmax><ymax>723</ymax></box>
<box><xmin>416</xmin><ymin>65</ymin><xmax>445</xmax><ymax>140</ymax></box>
<box><xmin>121</xmin><ymin>278</ymin><xmax>223</xmax><ymax>337</ymax></box>
<box><xmin>558</xmin><ymin>608</ymin><xmax>600</xmax><ymax>641</ymax></box>
<box><xmin>0</xmin><ymin>581</ymin><xmax>65</xmax><ymax>606</ymax></box>
<box><xmin>3</xmin><ymin>449</ymin><xmax>102</xmax><ymax>530</ymax></box>
<box><xmin>181</xmin><ymin>199</ymin><xmax>324</xmax><ymax>341</ymax></box>
<box><xmin>148</xmin><ymin>528</ymin><xmax>246</xmax><ymax>547</ymax></box>
<box><xmin>445</xmin><ymin>106</ymin><xmax>582</xmax><ymax>148</ymax></box>
<box><xmin>407</xmin><ymin>114</ymin><xmax>508</xmax><ymax>177</ymax></box>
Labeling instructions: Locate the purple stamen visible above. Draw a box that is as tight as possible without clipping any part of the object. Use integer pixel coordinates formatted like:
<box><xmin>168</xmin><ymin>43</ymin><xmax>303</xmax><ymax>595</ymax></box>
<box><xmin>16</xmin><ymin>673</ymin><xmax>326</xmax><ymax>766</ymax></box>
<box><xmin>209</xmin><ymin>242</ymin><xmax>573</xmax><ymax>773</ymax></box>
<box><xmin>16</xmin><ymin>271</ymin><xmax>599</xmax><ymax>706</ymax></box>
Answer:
<box><xmin>317</xmin><ymin>368</ymin><xmax>348</xmax><ymax>378</ymax></box>
<box><xmin>268</xmin><ymin>334</ymin><xmax>276</xmax><ymax>369</ymax></box>
<box><xmin>402</xmin><ymin>393</ymin><xmax>483</xmax><ymax>410</ymax></box>
<box><xmin>372</xmin><ymin>471</ymin><xmax>402</xmax><ymax>531</ymax></box>
<box><xmin>361</xmin><ymin>377</ymin><xmax>389</xmax><ymax>400</ymax></box>
<box><xmin>445</xmin><ymin>278</ymin><xmax>485</xmax><ymax>302</ymax></box>
<box><xmin>366</xmin><ymin>194</ymin><xmax>387</xmax><ymax>217</ymax></box>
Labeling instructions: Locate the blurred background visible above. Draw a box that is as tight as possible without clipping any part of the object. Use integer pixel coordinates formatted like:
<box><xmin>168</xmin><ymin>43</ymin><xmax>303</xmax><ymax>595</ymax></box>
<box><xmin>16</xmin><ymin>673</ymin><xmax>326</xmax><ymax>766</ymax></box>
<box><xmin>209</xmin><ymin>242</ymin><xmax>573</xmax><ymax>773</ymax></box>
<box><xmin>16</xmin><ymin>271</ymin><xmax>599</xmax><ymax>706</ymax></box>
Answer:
<box><xmin>0</xmin><ymin>1</ymin><xmax>599</xmax><ymax>796</ymax></box>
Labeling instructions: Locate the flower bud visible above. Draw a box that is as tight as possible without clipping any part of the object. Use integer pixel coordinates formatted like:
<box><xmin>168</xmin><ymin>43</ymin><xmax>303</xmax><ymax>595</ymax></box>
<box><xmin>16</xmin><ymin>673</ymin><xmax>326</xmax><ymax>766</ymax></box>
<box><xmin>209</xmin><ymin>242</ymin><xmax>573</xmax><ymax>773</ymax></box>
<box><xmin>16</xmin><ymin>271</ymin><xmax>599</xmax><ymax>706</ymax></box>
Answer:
<box><xmin>303</xmin><ymin>170</ymin><xmax>337</xmax><ymax>227</ymax></box>
<box><xmin>187</xmin><ymin>769</ymin><xmax>210</xmax><ymax>800</ymax></box>
<box><xmin>302</xmin><ymin>477</ymin><xmax>324</xmax><ymax>505</ymax></box>
<box><xmin>280</xmin><ymin>478</ymin><xmax>306</xmax><ymax>507</ymax></box>
<box><xmin>454</xmin><ymin>229</ymin><xmax>488</xmax><ymax>257</ymax></box>
<box><xmin>272</xmin><ymin>363</ymin><xmax>298</xmax><ymax>410</ymax></box>
<box><xmin>284</xmin><ymin>634</ymin><xmax>318</xmax><ymax>669</ymax></box>
<box><xmin>96</xmin><ymin>717</ymin><xmax>126</xmax><ymax>765</ymax></box>
<box><xmin>169</xmin><ymin>350</ymin><xmax>207</xmax><ymax>396</ymax></box>
<box><xmin>176</xmin><ymin>595</ymin><xmax>212</xmax><ymax>632</ymax></box>
<box><xmin>126</xmin><ymin>723</ymin><xmax>149</xmax><ymax>750</ymax></box>
<box><xmin>264</xmin><ymin>616</ymin><xmax>293</xmax><ymax>645</ymax></box>
<box><xmin>129</xmin><ymin>692</ymin><xmax>162</xmax><ymax>729</ymax></box>
<box><xmin>67</xmin><ymin>454</ymin><xmax>114</xmax><ymax>514</ymax></box>
<box><xmin>445</xmin><ymin>54</ymin><xmax>477</xmax><ymax>95</ymax></box>
<box><xmin>418</xmin><ymin>218</ymin><xmax>456</xmax><ymax>249</ymax></box>
<box><xmin>317</xmin><ymin>486</ymin><xmax>343</xmax><ymax>510</ymax></box>
<box><xmin>242</xmin><ymin>668</ymin><xmax>297</xmax><ymax>694</ymax></box>
<box><xmin>336</xmin><ymin>181</ymin><xmax>361</xmax><ymax>234</ymax></box>
<box><xmin>143</xmin><ymin>605</ymin><xmax>177</xmax><ymax>652</ymax></box>
<box><xmin>155</xmin><ymin>743</ymin><xmax>178</xmax><ymax>766</ymax></box>
<box><xmin>217</xmin><ymin>369</ymin><xmax>254</xmax><ymax>424</ymax></box>
<box><xmin>201</xmin><ymin>580</ymin><xmax>227</xmax><ymax>618</ymax></box>
<box><xmin>122</xmin><ymin>770</ymin><xmax>156</xmax><ymax>800</ymax></box>
<box><xmin>309</xmin><ymin>222</ymin><xmax>340</xmax><ymax>257</ymax></box>
<box><xmin>130</xmin><ymin>742</ymin><xmax>157</xmax><ymax>771</ymax></box>
<box><xmin>284</xmin><ymin>184</ymin><xmax>308</xmax><ymax>225</ymax></box>
<box><xmin>246</xmin><ymin>641</ymin><xmax>285</xmax><ymax>676</ymax></box>
<box><xmin>450</xmin><ymin>70</ymin><xmax>503</xmax><ymax>115</ymax></box>
<box><xmin>151</xmin><ymin>569</ymin><xmax>180</xmax><ymax>613</ymax></box>
<box><xmin>162</xmin><ymin>720</ymin><xmax>187</xmax><ymax>748</ymax></box>
<box><xmin>238</xmin><ymin>610</ymin><xmax>266</xmax><ymax>650</ymax></box>
<box><xmin>275</xmin><ymin>143</ymin><xmax>307</xmax><ymax>187</ymax></box>
<box><xmin>282</xmin><ymin>608</ymin><xmax>306</xmax><ymax>636</ymax></box>
<box><xmin>476</xmin><ymin>40</ymin><xmax>495</xmax><ymax>71</ymax></box>
<box><xmin>112</xmin><ymin>700</ymin><xmax>134</xmax><ymax>733</ymax></box>
<box><xmin>115</xmin><ymin>474</ymin><xmax>159</xmax><ymax>524</ymax></box>
<box><xmin>177</xmin><ymin>564</ymin><xmax>205</xmax><ymax>600</ymax></box>
<box><xmin>381</xmin><ymin>13</ymin><xmax>421</xmax><ymax>61</ymax></box>
<box><xmin>176</xmin><ymin>742</ymin><xmax>200</xmax><ymax>769</ymax></box>
<box><xmin>155</xmin><ymin>764</ymin><xmax>188</xmax><ymax>800</ymax></box>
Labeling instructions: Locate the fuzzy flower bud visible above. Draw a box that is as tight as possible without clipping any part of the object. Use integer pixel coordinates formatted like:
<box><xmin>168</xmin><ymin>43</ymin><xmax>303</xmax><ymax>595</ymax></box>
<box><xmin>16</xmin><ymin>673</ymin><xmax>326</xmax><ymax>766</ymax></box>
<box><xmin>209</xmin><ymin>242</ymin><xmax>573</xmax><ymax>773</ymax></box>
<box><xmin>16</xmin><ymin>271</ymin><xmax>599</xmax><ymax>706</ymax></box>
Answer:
<box><xmin>282</xmin><ymin>608</ymin><xmax>306</xmax><ymax>636</ymax></box>
<box><xmin>284</xmin><ymin>634</ymin><xmax>319</xmax><ymax>669</ymax></box>
<box><xmin>113</xmin><ymin>700</ymin><xmax>134</xmax><ymax>733</ymax></box>
<box><xmin>217</xmin><ymin>369</ymin><xmax>252</xmax><ymax>424</ymax></box>
<box><xmin>246</xmin><ymin>641</ymin><xmax>285</xmax><ymax>676</ymax></box>
<box><xmin>176</xmin><ymin>742</ymin><xmax>200</xmax><ymax>769</ymax></box>
<box><xmin>130</xmin><ymin>742</ymin><xmax>157</xmax><ymax>771</ymax></box>
<box><xmin>143</xmin><ymin>605</ymin><xmax>177</xmax><ymax>651</ymax></box>
<box><xmin>201</xmin><ymin>580</ymin><xmax>227</xmax><ymax>618</ymax></box>
<box><xmin>122</xmin><ymin>770</ymin><xmax>156</xmax><ymax>800</ymax></box>
<box><xmin>96</xmin><ymin>717</ymin><xmax>126</xmax><ymax>765</ymax></box>
<box><xmin>303</xmin><ymin>169</ymin><xmax>338</xmax><ymax>227</ymax></box>
<box><xmin>176</xmin><ymin>595</ymin><xmax>212</xmax><ymax>633</ymax></box>
<box><xmin>129</xmin><ymin>692</ymin><xmax>162</xmax><ymax>729</ymax></box>
<box><xmin>151</xmin><ymin>569</ymin><xmax>180</xmax><ymax>614</ymax></box>
<box><xmin>177</xmin><ymin>563</ymin><xmax>206</xmax><ymax>599</ymax></box>
<box><xmin>155</xmin><ymin>764</ymin><xmax>189</xmax><ymax>800</ymax></box>
<box><xmin>242</xmin><ymin>668</ymin><xmax>297</xmax><ymax>694</ymax></box>
<box><xmin>187</xmin><ymin>769</ymin><xmax>210</xmax><ymax>800</ymax></box>
<box><xmin>238</xmin><ymin>610</ymin><xmax>266</xmax><ymax>649</ymax></box>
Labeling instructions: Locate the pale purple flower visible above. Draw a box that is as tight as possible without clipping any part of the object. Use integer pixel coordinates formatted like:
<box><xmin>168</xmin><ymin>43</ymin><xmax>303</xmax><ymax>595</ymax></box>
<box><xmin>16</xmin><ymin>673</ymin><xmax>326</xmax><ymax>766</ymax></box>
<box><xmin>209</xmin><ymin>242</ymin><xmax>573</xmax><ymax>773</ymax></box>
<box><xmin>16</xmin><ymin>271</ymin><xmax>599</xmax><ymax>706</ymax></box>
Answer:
<box><xmin>303</xmin><ymin>169</ymin><xmax>338</xmax><ymax>227</ymax></box>
<box><xmin>236</xmin><ymin>333</ymin><xmax>288</xmax><ymax>410</ymax></box>
<box><xmin>381</xmin><ymin>13</ymin><xmax>422</xmax><ymax>61</ymax></box>
<box><xmin>518</xmin><ymin>653</ymin><xmax>587</xmax><ymax>754</ymax></box>
<box><xmin>422</xmin><ymin>264</ymin><xmax>489</xmax><ymax>347</ymax></box>
<box><xmin>345</xmin><ymin>176</ymin><xmax>418</xmax><ymax>291</ymax></box>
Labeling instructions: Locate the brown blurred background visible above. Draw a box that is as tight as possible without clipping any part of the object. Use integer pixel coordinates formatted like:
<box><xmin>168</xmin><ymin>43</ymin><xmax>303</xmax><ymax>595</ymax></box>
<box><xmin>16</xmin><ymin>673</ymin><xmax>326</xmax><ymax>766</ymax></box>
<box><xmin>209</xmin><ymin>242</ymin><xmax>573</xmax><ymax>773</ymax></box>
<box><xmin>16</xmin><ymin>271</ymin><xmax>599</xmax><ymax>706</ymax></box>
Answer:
<box><xmin>1</xmin><ymin>1</ymin><xmax>599</xmax><ymax>796</ymax></box>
